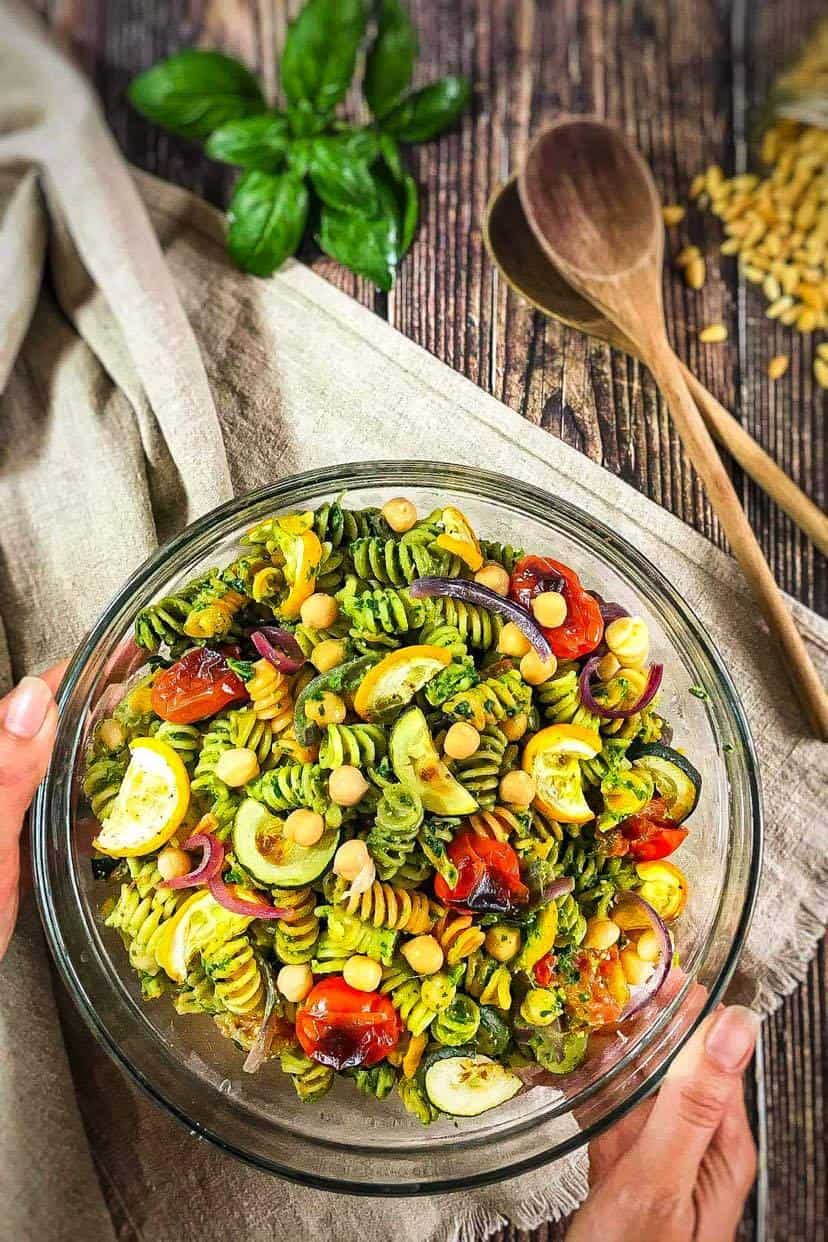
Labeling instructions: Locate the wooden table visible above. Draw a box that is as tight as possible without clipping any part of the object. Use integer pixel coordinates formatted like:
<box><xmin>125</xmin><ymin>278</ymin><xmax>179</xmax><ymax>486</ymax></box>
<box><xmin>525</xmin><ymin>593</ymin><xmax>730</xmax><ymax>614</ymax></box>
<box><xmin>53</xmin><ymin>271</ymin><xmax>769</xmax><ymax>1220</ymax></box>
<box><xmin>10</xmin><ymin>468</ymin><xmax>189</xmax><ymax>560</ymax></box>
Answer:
<box><xmin>35</xmin><ymin>1</ymin><xmax>826</xmax><ymax>1237</ymax></box>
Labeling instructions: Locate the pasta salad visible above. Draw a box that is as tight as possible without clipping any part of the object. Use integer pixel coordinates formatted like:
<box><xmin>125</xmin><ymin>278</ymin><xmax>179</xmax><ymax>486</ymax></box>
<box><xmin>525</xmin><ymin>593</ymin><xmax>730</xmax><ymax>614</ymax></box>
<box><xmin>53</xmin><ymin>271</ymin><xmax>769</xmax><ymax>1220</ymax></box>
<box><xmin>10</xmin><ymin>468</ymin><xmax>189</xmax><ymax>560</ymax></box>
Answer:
<box><xmin>83</xmin><ymin>495</ymin><xmax>698</xmax><ymax>1120</ymax></box>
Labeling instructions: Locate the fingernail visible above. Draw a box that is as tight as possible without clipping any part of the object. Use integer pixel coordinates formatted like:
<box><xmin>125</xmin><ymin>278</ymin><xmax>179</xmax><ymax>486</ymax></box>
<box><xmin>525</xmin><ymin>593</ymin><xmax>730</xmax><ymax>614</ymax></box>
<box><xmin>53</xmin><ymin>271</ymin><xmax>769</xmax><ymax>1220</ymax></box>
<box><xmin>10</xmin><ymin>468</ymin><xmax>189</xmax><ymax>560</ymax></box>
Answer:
<box><xmin>3</xmin><ymin>676</ymin><xmax>53</xmax><ymax>739</ymax></box>
<box><xmin>705</xmin><ymin>1005</ymin><xmax>761</xmax><ymax>1072</ymax></box>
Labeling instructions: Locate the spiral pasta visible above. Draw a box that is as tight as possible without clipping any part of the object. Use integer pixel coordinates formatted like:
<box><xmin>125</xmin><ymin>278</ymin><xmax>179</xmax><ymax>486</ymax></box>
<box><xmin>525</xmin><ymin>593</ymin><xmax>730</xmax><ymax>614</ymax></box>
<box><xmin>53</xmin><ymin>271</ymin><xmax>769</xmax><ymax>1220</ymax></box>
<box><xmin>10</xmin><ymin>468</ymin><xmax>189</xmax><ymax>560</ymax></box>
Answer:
<box><xmin>202</xmin><ymin>935</ymin><xmax>264</xmax><ymax>1015</ymax></box>
<box><xmin>134</xmin><ymin>573</ymin><xmax>210</xmax><ymax>652</ymax></box>
<box><xmin>450</xmin><ymin>725</ymin><xmax>508</xmax><ymax>809</ymax></box>
<box><xmin>432</xmin><ymin>994</ymin><xmax>481</xmax><ymax>1045</ymax></box>
<box><xmin>338</xmin><ymin>579</ymin><xmax>433</xmax><ymax>636</ymax></box>
<box><xmin>432</xmin><ymin>910</ymin><xmax>486</xmax><ymax>965</ymax></box>
<box><xmin>478</xmin><ymin>540</ymin><xmax>525</xmax><ymax>573</ymax></box>
<box><xmin>463</xmin><ymin>951</ymin><xmax>512</xmax><ymax>1010</ymax></box>
<box><xmin>246</xmin><ymin>658</ymin><xmax>293</xmax><ymax>732</ymax></box>
<box><xmin>555</xmin><ymin>892</ymin><xmax>588</xmax><ymax>948</ymax></box>
<box><xmin>154</xmin><ymin>721</ymin><xmax>202</xmax><ymax>770</ymax></box>
<box><xmin>417</xmin><ymin>815</ymin><xmax>459</xmax><ymax>885</ymax></box>
<box><xmin>349</xmin><ymin>536</ymin><xmax>456</xmax><ymax>585</ymax></box>
<box><xmin>105</xmin><ymin>862</ymin><xmax>180</xmax><ymax>976</ymax></box>
<box><xmin>313</xmin><ymin>906</ymin><xmax>398</xmax><ymax>971</ymax></box>
<box><xmin>443</xmin><ymin>669</ymin><xmax>530</xmax><ymax>731</ymax></box>
<box><xmin>183</xmin><ymin>578</ymin><xmax>247</xmax><ymax>640</ymax></box>
<box><xmin>367</xmin><ymin>784</ymin><xmax>423</xmax><ymax>879</ymax></box>
<box><xmin>280</xmin><ymin>1048</ymin><xmax>334</xmax><ymax>1101</ymax></box>
<box><xmin>431</xmin><ymin>598</ymin><xmax>502</xmax><ymax>649</ymax></box>
<box><xmin>337</xmin><ymin>880</ymin><xmax>435</xmax><ymax>933</ymax></box>
<box><xmin>248</xmin><ymin>763</ymin><xmax>331</xmax><ymax>817</ymax></box>
<box><xmin>397</xmin><ymin>1075</ymin><xmax>439</xmax><ymax>1124</ymax></box>
<box><xmin>273</xmin><ymin>887</ymin><xmax>320</xmax><ymax>964</ymax></box>
<box><xmin>318</xmin><ymin>722</ymin><xmax>386</xmax><ymax>769</ymax></box>
<box><xmin>467</xmin><ymin>804</ymin><xmax>525</xmax><ymax>844</ymax></box>
<box><xmin>83</xmin><ymin>750</ymin><xmax>129</xmax><ymax>820</ymax></box>
<box><xmin>416</xmin><ymin>620</ymin><xmax>468</xmax><ymax>658</ymax></box>
<box><xmin>229</xmin><ymin>707</ymin><xmax>277</xmax><ymax>767</ymax></box>
<box><xmin>352</xmin><ymin>1063</ymin><xmax>398</xmax><ymax>1099</ymax></box>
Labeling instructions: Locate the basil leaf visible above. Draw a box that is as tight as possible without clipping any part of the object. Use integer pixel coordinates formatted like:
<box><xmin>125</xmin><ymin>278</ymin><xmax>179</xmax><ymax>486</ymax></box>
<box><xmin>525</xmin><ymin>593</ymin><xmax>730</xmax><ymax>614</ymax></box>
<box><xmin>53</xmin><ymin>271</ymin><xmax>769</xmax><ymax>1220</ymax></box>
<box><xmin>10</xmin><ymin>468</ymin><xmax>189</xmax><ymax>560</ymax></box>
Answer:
<box><xmin>364</xmin><ymin>0</ymin><xmax>418</xmax><ymax>120</ymax></box>
<box><xmin>206</xmin><ymin>113</ymin><xmax>292</xmax><ymax>170</ymax></box>
<box><xmin>381</xmin><ymin>75</ymin><xmax>470</xmax><ymax>142</ymax></box>
<box><xmin>378</xmin><ymin>137</ymin><xmax>418</xmax><ymax>255</ymax></box>
<box><xmin>309</xmin><ymin>134</ymin><xmax>380</xmax><ymax>215</ymax></box>
<box><xmin>281</xmin><ymin>0</ymin><xmax>368</xmax><ymax>124</ymax></box>
<box><xmin>378</xmin><ymin>133</ymin><xmax>404</xmax><ymax>182</ymax></box>
<box><xmin>317</xmin><ymin>180</ymin><xmax>400</xmax><ymax>291</ymax></box>
<box><xmin>128</xmin><ymin>50</ymin><xmax>265</xmax><ymax>141</ymax></box>
<box><xmin>227</xmin><ymin>171</ymin><xmax>309</xmax><ymax>276</ymax></box>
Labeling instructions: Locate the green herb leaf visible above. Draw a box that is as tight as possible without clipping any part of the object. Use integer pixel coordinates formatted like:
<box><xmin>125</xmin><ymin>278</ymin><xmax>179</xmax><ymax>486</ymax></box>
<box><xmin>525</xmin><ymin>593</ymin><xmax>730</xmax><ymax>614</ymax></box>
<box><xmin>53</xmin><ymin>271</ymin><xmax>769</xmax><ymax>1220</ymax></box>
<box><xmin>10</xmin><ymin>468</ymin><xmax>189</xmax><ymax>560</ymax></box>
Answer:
<box><xmin>227</xmin><ymin>170</ymin><xmax>309</xmax><ymax>276</ymax></box>
<box><xmin>317</xmin><ymin>179</ymin><xmax>400</xmax><ymax>290</ymax></box>
<box><xmin>281</xmin><ymin>0</ymin><xmax>369</xmax><ymax>127</ymax></box>
<box><xmin>381</xmin><ymin>75</ymin><xmax>471</xmax><ymax>142</ymax></box>
<box><xmin>378</xmin><ymin>132</ymin><xmax>404</xmax><ymax>181</ymax></box>
<box><xmin>364</xmin><ymin>0</ymin><xmax>418</xmax><ymax>120</ymax></box>
<box><xmin>206</xmin><ymin>113</ymin><xmax>292</xmax><ymax>170</ymax></box>
<box><xmin>378</xmin><ymin>138</ymin><xmax>418</xmax><ymax>254</ymax></box>
<box><xmin>226</xmin><ymin>658</ymin><xmax>256</xmax><ymax>683</ymax></box>
<box><xmin>128</xmin><ymin>50</ymin><xmax>266</xmax><ymax>141</ymax></box>
<box><xmin>309</xmin><ymin>134</ymin><xmax>380</xmax><ymax>214</ymax></box>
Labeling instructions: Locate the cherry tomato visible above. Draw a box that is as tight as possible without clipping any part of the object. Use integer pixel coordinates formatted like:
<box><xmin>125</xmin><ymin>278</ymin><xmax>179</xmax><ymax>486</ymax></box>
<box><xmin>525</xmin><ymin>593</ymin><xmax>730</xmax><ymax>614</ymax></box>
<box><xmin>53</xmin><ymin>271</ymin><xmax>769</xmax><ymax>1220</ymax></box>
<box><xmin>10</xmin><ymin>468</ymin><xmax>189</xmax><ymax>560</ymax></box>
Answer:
<box><xmin>533</xmin><ymin>952</ymin><xmax>557</xmax><ymax>987</ymax></box>
<box><xmin>151</xmin><ymin>647</ymin><xmax>248</xmax><ymax>724</ymax></box>
<box><xmin>509</xmin><ymin>556</ymin><xmax>604</xmax><ymax>660</ymax></box>
<box><xmin>295</xmin><ymin>977</ymin><xmax>402</xmax><ymax>1070</ymax></box>
<box><xmin>434</xmin><ymin>831</ymin><xmax>528</xmax><ymax>913</ymax></box>
<box><xmin>564</xmin><ymin>949</ymin><xmax>625</xmax><ymax>1028</ymax></box>
<box><xmin>620</xmin><ymin>797</ymin><xmax>688</xmax><ymax>862</ymax></box>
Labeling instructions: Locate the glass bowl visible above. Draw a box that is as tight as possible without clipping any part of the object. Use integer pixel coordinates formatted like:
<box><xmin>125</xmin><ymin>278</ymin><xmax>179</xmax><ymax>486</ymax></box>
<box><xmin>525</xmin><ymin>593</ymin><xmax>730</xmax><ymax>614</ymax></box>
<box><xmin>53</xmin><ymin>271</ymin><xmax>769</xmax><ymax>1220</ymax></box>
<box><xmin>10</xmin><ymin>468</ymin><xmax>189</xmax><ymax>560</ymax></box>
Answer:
<box><xmin>33</xmin><ymin>461</ymin><xmax>762</xmax><ymax>1194</ymax></box>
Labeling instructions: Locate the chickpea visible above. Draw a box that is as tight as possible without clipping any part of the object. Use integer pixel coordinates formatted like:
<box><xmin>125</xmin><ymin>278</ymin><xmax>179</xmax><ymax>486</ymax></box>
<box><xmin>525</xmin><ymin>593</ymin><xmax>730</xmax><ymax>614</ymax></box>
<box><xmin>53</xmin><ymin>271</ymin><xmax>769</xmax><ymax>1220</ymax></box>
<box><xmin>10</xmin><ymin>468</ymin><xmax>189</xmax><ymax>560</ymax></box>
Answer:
<box><xmin>333</xmin><ymin>838</ymin><xmax>371</xmax><ymax>881</ymax></box>
<box><xmin>474</xmin><ymin>562</ymin><xmax>510</xmax><ymax>595</ymax></box>
<box><xmin>501</xmin><ymin>712</ymin><xmax>529</xmax><ymax>742</ymax></box>
<box><xmin>305</xmin><ymin>691</ymin><xmax>347</xmax><ymax>726</ymax></box>
<box><xmin>519</xmin><ymin>650</ymin><xmax>558</xmax><ymax>685</ymax></box>
<box><xmin>531</xmin><ymin>590</ymin><xmax>568</xmax><ymax>629</ymax></box>
<box><xmin>443</xmin><ymin>721</ymin><xmax>481</xmax><ymax>760</ymax></box>
<box><xmin>596</xmin><ymin>652</ymin><xmax>621</xmax><ymax>681</ymax></box>
<box><xmin>300</xmin><ymin>592</ymin><xmax>339</xmax><ymax>630</ymax></box>
<box><xmin>98</xmin><ymin>718</ymin><xmax>126</xmax><ymax>751</ymax></box>
<box><xmin>214</xmin><ymin>747</ymin><xmax>260</xmax><ymax>787</ymax></box>
<box><xmin>619</xmin><ymin>946</ymin><xmax>655</xmax><ymax>987</ymax></box>
<box><xmin>343</xmin><ymin>955</ymin><xmax>383</xmax><ymax>992</ymax></box>
<box><xmin>583</xmin><ymin>917</ymin><xmax>621</xmax><ymax>951</ymax></box>
<box><xmin>311</xmin><ymin>638</ymin><xmax>348</xmax><ymax>673</ymax></box>
<box><xmin>329</xmin><ymin>764</ymin><xmax>369</xmax><ymax>806</ymax></box>
<box><xmin>499</xmin><ymin>769</ymin><xmax>535</xmax><ymax>807</ymax></box>
<box><xmin>285</xmin><ymin>808</ymin><xmax>325</xmax><ymax>847</ymax></box>
<box><xmin>497</xmin><ymin>622</ymin><xmax>531</xmax><ymax>658</ymax></box>
<box><xmin>157</xmin><ymin>846</ymin><xmax>193</xmax><ymax>882</ymax></box>
<box><xmin>605</xmin><ymin>616</ymin><xmax>650</xmax><ymax>669</ymax></box>
<box><xmin>636</xmin><ymin>929</ymin><xmax>662</xmax><ymax>962</ymax></box>
<box><xmin>277</xmin><ymin>963</ymin><xmax>314</xmax><ymax>1003</ymax></box>
<box><xmin>401</xmin><ymin>935</ymin><xmax>444</xmax><ymax>975</ymax></box>
<box><xmin>382</xmin><ymin>497</ymin><xmax>417</xmax><ymax>533</ymax></box>
<box><xmin>484</xmin><ymin>925</ymin><xmax>522</xmax><ymax>962</ymax></box>
<box><xmin>519</xmin><ymin>988</ymin><xmax>561</xmax><ymax>1027</ymax></box>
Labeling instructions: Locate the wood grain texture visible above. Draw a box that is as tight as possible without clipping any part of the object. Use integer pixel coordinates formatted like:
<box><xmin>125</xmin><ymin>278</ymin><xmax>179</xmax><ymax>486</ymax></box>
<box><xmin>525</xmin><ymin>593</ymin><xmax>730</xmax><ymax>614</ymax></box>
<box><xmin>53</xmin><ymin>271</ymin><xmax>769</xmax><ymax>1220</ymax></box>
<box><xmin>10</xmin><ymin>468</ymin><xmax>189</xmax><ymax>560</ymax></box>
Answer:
<box><xmin>31</xmin><ymin>0</ymin><xmax>827</xmax><ymax>1238</ymax></box>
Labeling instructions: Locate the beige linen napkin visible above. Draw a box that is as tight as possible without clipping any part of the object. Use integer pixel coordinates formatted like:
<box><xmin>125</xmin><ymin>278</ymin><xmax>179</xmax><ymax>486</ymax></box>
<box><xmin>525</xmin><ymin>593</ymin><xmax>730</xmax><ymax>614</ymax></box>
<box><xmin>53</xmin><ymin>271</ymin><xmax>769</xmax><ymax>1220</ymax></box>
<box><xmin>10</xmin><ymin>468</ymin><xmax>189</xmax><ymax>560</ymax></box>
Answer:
<box><xmin>1</xmin><ymin>3</ymin><xmax>826</xmax><ymax>1241</ymax></box>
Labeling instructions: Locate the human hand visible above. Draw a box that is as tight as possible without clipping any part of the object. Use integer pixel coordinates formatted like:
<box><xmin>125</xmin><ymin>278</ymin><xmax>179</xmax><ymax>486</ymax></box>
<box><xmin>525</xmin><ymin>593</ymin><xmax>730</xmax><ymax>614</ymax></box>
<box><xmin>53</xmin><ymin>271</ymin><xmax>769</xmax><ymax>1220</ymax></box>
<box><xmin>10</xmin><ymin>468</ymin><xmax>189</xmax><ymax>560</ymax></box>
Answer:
<box><xmin>567</xmin><ymin>1004</ymin><xmax>759</xmax><ymax>1242</ymax></box>
<box><xmin>0</xmin><ymin>665</ymin><xmax>65</xmax><ymax>960</ymax></box>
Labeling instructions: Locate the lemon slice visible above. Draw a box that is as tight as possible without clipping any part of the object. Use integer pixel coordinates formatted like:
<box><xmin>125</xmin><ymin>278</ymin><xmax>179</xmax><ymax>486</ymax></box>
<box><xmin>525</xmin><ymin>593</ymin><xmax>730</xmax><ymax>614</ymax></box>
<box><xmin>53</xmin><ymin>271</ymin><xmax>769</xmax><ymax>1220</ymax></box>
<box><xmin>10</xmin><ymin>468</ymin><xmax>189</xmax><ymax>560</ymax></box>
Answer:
<box><xmin>435</xmin><ymin>506</ymin><xmax>483</xmax><ymax>571</ymax></box>
<box><xmin>92</xmin><ymin>737</ymin><xmax>190</xmax><ymax>858</ymax></box>
<box><xmin>522</xmin><ymin>724</ymin><xmax>601</xmax><ymax>824</ymax></box>
<box><xmin>354</xmin><ymin>644</ymin><xmax>451</xmax><ymax>719</ymax></box>
<box><xmin>153</xmin><ymin>889</ymin><xmax>253</xmax><ymax>983</ymax></box>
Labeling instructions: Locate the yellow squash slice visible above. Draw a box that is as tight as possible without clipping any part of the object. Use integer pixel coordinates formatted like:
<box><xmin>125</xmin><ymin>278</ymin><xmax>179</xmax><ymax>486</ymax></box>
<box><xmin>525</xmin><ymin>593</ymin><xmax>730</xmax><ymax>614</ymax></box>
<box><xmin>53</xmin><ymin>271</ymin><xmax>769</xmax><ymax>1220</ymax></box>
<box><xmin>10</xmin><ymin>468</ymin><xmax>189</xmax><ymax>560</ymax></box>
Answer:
<box><xmin>522</xmin><ymin>724</ymin><xmax>601</xmax><ymax>824</ymax></box>
<box><xmin>92</xmin><ymin>737</ymin><xmax>190</xmax><ymax>858</ymax></box>
<box><xmin>353</xmin><ymin>645</ymin><xmax>451</xmax><ymax>720</ymax></box>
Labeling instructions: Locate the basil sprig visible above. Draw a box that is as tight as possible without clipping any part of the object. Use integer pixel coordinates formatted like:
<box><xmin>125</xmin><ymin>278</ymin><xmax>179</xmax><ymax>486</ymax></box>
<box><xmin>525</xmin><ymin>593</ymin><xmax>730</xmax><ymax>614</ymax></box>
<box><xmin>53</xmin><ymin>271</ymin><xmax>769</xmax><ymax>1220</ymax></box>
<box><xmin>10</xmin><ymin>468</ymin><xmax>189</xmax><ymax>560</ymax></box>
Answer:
<box><xmin>128</xmin><ymin>0</ymin><xmax>470</xmax><ymax>286</ymax></box>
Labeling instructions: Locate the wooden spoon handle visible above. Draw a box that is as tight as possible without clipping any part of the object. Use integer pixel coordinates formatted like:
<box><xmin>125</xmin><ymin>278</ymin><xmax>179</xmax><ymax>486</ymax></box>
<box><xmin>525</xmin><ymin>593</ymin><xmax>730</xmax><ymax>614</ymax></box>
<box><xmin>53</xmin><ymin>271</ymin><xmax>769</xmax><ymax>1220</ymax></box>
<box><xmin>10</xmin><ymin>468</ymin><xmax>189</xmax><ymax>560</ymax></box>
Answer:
<box><xmin>680</xmin><ymin>365</ymin><xmax>828</xmax><ymax>557</ymax></box>
<box><xmin>650</xmin><ymin>344</ymin><xmax>828</xmax><ymax>739</ymax></box>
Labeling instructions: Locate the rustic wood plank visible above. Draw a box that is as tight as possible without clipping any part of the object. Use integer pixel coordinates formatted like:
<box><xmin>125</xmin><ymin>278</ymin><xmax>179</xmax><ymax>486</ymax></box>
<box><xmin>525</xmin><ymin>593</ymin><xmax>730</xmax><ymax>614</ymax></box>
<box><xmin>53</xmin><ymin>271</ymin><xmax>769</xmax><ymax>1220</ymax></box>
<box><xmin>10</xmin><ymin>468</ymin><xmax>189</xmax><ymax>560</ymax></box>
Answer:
<box><xmin>31</xmin><ymin>2</ymin><xmax>828</xmax><ymax>1239</ymax></box>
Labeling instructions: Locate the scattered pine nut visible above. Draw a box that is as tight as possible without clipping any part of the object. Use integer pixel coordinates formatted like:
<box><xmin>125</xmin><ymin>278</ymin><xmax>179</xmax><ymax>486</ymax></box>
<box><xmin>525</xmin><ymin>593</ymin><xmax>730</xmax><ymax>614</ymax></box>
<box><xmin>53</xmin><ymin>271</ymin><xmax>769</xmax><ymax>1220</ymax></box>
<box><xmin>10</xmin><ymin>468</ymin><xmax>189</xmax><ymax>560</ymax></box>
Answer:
<box><xmin>699</xmin><ymin>323</ymin><xmax>728</xmax><ymax>343</ymax></box>
<box><xmin>662</xmin><ymin>205</ymin><xmax>686</xmax><ymax>226</ymax></box>
<box><xmin>684</xmin><ymin>257</ymin><xmax>706</xmax><ymax>289</ymax></box>
<box><xmin>814</xmin><ymin>358</ymin><xmax>828</xmax><ymax>388</ymax></box>
<box><xmin>767</xmin><ymin>354</ymin><xmax>790</xmax><ymax>380</ymax></box>
<box><xmin>817</xmin><ymin>342</ymin><xmax>828</xmax><ymax>361</ymax></box>
<box><xmin>675</xmin><ymin>245</ymin><xmax>701</xmax><ymax>268</ymax></box>
<box><xmin>689</xmin><ymin>172</ymin><xmax>707</xmax><ymax>199</ymax></box>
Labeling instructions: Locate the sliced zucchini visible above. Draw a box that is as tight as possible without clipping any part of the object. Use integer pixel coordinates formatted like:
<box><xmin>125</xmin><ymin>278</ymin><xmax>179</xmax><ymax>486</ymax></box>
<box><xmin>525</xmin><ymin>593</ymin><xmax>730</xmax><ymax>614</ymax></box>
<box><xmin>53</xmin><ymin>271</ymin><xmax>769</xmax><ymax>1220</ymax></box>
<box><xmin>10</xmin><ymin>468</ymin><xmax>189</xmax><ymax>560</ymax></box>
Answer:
<box><xmin>424</xmin><ymin>1053</ymin><xmax>521</xmax><ymax>1116</ymax></box>
<box><xmin>630</xmin><ymin>742</ymin><xmax>701</xmax><ymax>824</ymax></box>
<box><xmin>389</xmin><ymin>706</ymin><xmax>477</xmax><ymax>816</ymax></box>
<box><xmin>473</xmin><ymin>1006</ymin><xmax>511</xmax><ymax>1058</ymax></box>
<box><xmin>232</xmin><ymin>797</ymin><xmax>339</xmax><ymax>887</ymax></box>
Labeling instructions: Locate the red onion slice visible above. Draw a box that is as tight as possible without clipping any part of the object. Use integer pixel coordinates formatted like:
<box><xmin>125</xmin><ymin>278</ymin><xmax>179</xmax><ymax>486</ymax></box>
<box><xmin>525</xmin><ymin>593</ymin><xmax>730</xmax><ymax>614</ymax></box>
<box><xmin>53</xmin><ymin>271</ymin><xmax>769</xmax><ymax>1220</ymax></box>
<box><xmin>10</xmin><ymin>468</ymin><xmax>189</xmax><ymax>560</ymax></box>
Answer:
<box><xmin>243</xmin><ymin>955</ymin><xmax>277</xmax><ymax>1074</ymax></box>
<box><xmin>208</xmin><ymin>875</ymin><xmax>297</xmax><ymax>920</ymax></box>
<box><xmin>579</xmin><ymin>656</ymin><xmax>663</xmax><ymax>719</ymax></box>
<box><xmin>617</xmin><ymin>893</ymin><xmax>671</xmax><ymax>1020</ymax></box>
<box><xmin>409</xmin><ymin>576</ymin><xmax>552</xmax><ymax>659</ymax></box>
<box><xmin>251</xmin><ymin>627</ymin><xmax>306</xmax><ymax>673</ymax></box>
<box><xmin>159</xmin><ymin>831</ymin><xmax>225</xmax><ymax>889</ymax></box>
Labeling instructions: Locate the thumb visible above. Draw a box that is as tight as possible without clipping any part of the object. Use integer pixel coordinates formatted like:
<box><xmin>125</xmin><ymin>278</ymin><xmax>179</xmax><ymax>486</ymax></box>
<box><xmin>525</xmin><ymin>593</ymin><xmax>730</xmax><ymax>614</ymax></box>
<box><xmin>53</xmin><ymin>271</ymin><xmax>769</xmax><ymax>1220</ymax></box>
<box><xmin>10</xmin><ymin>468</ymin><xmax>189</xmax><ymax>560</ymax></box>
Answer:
<box><xmin>0</xmin><ymin>676</ymin><xmax>59</xmax><ymax>959</ymax></box>
<box><xmin>629</xmin><ymin>1005</ymin><xmax>760</xmax><ymax>1185</ymax></box>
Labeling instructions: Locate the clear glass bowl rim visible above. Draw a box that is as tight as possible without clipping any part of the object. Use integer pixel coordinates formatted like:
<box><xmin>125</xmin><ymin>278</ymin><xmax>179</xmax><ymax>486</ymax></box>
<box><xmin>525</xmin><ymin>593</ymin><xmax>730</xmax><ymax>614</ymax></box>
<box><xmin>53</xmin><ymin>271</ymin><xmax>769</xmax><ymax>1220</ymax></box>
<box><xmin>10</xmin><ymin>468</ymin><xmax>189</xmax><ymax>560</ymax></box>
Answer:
<box><xmin>32</xmin><ymin>460</ymin><xmax>762</xmax><ymax>1194</ymax></box>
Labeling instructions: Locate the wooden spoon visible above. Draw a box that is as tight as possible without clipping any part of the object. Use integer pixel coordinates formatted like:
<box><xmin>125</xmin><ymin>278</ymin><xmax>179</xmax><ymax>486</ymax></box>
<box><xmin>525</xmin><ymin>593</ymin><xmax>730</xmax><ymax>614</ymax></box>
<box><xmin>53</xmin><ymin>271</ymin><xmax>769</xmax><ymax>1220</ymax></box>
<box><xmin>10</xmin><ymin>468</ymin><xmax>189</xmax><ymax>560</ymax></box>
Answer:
<box><xmin>519</xmin><ymin>117</ymin><xmax>828</xmax><ymax>739</ymax></box>
<box><xmin>484</xmin><ymin>177</ymin><xmax>828</xmax><ymax>558</ymax></box>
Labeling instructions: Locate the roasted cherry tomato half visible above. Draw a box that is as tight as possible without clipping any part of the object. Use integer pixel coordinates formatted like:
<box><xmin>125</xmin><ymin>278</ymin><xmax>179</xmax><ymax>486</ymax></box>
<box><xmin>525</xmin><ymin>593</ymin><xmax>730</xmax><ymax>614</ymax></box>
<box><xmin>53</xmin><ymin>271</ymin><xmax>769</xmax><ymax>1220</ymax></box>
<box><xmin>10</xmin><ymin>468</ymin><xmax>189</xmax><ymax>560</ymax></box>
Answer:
<box><xmin>434</xmin><ymin>831</ymin><xmax>529</xmax><ymax>914</ymax></box>
<box><xmin>509</xmin><ymin>556</ymin><xmax>604</xmax><ymax>660</ymax></box>
<box><xmin>620</xmin><ymin>797</ymin><xmax>688</xmax><ymax>862</ymax></box>
<box><xmin>151</xmin><ymin>647</ymin><xmax>248</xmax><ymax>724</ymax></box>
<box><xmin>564</xmin><ymin>948</ymin><xmax>627</xmax><ymax>1028</ymax></box>
<box><xmin>532</xmin><ymin>952</ymin><xmax>557</xmax><ymax>987</ymax></box>
<box><xmin>295</xmin><ymin>977</ymin><xmax>402</xmax><ymax>1071</ymax></box>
